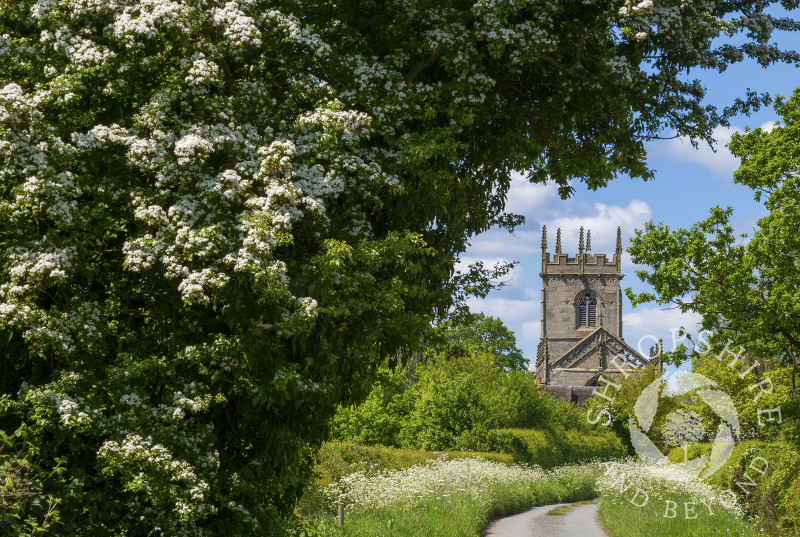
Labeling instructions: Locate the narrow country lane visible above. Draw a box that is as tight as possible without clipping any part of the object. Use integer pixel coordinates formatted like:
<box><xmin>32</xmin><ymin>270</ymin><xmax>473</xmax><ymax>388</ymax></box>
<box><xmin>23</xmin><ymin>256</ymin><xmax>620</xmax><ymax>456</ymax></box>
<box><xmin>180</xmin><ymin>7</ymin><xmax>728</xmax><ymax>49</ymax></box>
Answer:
<box><xmin>485</xmin><ymin>503</ymin><xmax>609</xmax><ymax>537</ymax></box>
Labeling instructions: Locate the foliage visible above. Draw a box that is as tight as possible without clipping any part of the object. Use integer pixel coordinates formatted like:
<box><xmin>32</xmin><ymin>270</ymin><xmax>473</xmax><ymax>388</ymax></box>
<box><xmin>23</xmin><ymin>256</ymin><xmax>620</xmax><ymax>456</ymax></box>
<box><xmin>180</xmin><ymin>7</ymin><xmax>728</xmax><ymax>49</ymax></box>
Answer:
<box><xmin>296</xmin><ymin>440</ymin><xmax>512</xmax><ymax>521</ymax></box>
<box><xmin>335</xmin><ymin>355</ymin><xmax>552</xmax><ymax>452</ymax></box>
<box><xmin>627</xmin><ymin>88</ymin><xmax>800</xmax><ymax>393</ymax></box>
<box><xmin>666</xmin><ymin>443</ymin><xmax>714</xmax><ymax>464</ymax></box>
<box><xmin>689</xmin><ymin>353</ymin><xmax>795</xmax><ymax>440</ymax></box>
<box><xmin>335</xmin><ymin>315</ymin><xmax>628</xmax><ymax>467</ymax></box>
<box><xmin>399</xmin><ymin>368</ymin><xmax>489</xmax><ymax>450</ymax></box>
<box><xmin>334</xmin><ymin>336</ymin><xmax>626</xmax><ymax>466</ymax></box>
<box><xmin>334</xmin><ymin>346</ymin><xmax>617</xmax><ymax>458</ymax></box>
<box><xmin>318</xmin><ymin>458</ymin><xmax>604</xmax><ymax>537</ymax></box>
<box><xmin>584</xmin><ymin>366</ymin><xmax>666</xmax><ymax>454</ymax></box>
<box><xmin>331</xmin><ymin>368</ymin><xmax>413</xmax><ymax>447</ymax></box>
<box><xmin>437</xmin><ymin>313</ymin><xmax>527</xmax><ymax>371</ymax></box>
<box><xmin>330</xmin><ymin>314</ymin><xmax>528</xmax><ymax>447</ymax></box>
<box><xmin>704</xmin><ymin>440</ymin><xmax>800</xmax><ymax>531</ymax></box>
<box><xmin>0</xmin><ymin>426</ymin><xmax>62</xmax><ymax>535</ymax></box>
<box><xmin>597</xmin><ymin>460</ymin><xmax>761</xmax><ymax>537</ymax></box>
<box><xmin>334</xmin><ymin>316</ymin><xmax>556</xmax><ymax>451</ymax></box>
<box><xmin>457</xmin><ymin>426</ymin><xmax>626</xmax><ymax>469</ymax></box>
<box><xmin>2</xmin><ymin>0</ymin><xmax>799</xmax><ymax>532</ymax></box>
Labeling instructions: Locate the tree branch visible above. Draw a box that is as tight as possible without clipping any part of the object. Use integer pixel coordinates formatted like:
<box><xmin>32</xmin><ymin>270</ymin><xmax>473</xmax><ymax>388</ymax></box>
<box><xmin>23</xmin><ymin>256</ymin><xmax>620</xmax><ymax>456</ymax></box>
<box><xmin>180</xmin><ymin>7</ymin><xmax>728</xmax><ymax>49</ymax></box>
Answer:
<box><xmin>403</xmin><ymin>54</ymin><xmax>442</xmax><ymax>83</ymax></box>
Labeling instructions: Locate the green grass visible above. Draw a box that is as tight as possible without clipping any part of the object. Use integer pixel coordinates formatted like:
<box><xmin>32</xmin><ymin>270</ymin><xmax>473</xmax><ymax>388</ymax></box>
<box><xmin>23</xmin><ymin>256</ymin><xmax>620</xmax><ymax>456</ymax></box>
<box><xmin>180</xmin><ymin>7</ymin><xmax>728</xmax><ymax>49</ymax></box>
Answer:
<box><xmin>297</xmin><ymin>458</ymin><xmax>605</xmax><ymax>537</ymax></box>
<box><xmin>666</xmin><ymin>440</ymin><xmax>800</xmax><ymax>534</ymax></box>
<box><xmin>546</xmin><ymin>505</ymin><xmax>572</xmax><ymax>516</ymax></box>
<box><xmin>336</xmin><ymin>478</ymin><xmax>597</xmax><ymax>537</ymax></box>
<box><xmin>597</xmin><ymin>494</ymin><xmax>762</xmax><ymax>537</ymax></box>
<box><xmin>297</xmin><ymin>440</ymin><xmax>514</xmax><ymax>518</ymax></box>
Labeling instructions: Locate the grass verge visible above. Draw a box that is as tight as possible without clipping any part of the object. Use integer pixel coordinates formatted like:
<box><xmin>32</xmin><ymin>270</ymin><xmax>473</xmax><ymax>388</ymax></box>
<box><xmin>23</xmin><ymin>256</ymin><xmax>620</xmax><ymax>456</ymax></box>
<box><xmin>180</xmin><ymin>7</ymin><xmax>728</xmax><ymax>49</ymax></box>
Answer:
<box><xmin>304</xmin><ymin>457</ymin><xmax>605</xmax><ymax>537</ymax></box>
<box><xmin>596</xmin><ymin>460</ymin><xmax>762</xmax><ymax>537</ymax></box>
<box><xmin>298</xmin><ymin>440</ymin><xmax>513</xmax><ymax>518</ymax></box>
<box><xmin>597</xmin><ymin>494</ymin><xmax>761</xmax><ymax>537</ymax></box>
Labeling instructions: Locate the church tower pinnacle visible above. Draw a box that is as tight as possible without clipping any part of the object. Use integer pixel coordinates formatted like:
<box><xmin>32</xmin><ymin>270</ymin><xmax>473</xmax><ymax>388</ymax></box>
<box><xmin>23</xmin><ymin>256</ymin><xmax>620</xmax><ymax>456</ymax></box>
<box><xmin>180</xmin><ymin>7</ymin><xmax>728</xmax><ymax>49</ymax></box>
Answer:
<box><xmin>536</xmin><ymin>226</ymin><xmax>654</xmax><ymax>387</ymax></box>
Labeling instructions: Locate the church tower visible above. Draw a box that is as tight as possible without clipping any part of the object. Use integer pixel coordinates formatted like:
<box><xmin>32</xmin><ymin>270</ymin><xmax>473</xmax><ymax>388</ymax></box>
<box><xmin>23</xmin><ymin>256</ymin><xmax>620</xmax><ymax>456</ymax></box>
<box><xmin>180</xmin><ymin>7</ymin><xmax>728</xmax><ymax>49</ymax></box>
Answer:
<box><xmin>536</xmin><ymin>226</ymin><xmax>657</xmax><ymax>387</ymax></box>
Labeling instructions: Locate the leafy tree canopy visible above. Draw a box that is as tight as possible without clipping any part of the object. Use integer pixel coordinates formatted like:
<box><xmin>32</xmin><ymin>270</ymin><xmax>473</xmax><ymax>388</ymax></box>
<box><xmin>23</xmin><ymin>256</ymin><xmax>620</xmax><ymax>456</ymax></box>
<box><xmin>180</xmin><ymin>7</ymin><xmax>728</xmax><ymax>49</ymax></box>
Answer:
<box><xmin>627</xmin><ymin>87</ymin><xmax>800</xmax><ymax>392</ymax></box>
<box><xmin>1</xmin><ymin>0</ymin><xmax>799</xmax><ymax>533</ymax></box>
<box><xmin>437</xmin><ymin>313</ymin><xmax>527</xmax><ymax>370</ymax></box>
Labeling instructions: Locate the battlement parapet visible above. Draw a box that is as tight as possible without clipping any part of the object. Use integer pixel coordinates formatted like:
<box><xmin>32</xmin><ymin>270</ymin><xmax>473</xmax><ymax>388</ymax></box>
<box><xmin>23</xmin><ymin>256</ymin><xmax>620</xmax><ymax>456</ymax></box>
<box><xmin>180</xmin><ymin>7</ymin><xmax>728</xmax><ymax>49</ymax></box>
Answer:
<box><xmin>542</xmin><ymin>252</ymin><xmax>621</xmax><ymax>274</ymax></box>
<box><xmin>540</xmin><ymin>225</ymin><xmax>623</xmax><ymax>275</ymax></box>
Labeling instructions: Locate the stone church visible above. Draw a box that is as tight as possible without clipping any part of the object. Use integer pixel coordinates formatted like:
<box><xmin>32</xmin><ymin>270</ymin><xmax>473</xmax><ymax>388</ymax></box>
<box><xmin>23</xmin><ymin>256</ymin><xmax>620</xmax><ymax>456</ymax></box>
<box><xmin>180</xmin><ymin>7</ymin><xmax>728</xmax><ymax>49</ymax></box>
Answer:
<box><xmin>535</xmin><ymin>226</ymin><xmax>660</xmax><ymax>400</ymax></box>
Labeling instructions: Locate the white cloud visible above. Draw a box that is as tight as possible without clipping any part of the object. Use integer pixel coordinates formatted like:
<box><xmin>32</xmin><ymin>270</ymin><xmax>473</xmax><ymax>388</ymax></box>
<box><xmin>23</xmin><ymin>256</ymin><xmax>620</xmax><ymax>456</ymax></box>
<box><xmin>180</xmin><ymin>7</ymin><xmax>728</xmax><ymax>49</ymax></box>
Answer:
<box><xmin>519</xmin><ymin>321</ymin><xmax>540</xmax><ymax>344</ymax></box>
<box><xmin>544</xmin><ymin>199</ymin><xmax>652</xmax><ymax>257</ymax></box>
<box><xmin>465</xmin><ymin>229</ymin><xmax>538</xmax><ymax>258</ymax></box>
<box><xmin>465</xmin><ymin>296</ymin><xmax>538</xmax><ymax>323</ymax></box>
<box><xmin>503</xmin><ymin>178</ymin><xmax>563</xmax><ymax>218</ymax></box>
<box><xmin>647</xmin><ymin>122</ymin><xmax>773</xmax><ymax>178</ymax></box>
<box><xmin>455</xmin><ymin>256</ymin><xmax>523</xmax><ymax>287</ymax></box>
<box><xmin>759</xmin><ymin>120</ymin><xmax>776</xmax><ymax>133</ymax></box>
<box><xmin>622</xmin><ymin>306</ymin><xmax>702</xmax><ymax>355</ymax></box>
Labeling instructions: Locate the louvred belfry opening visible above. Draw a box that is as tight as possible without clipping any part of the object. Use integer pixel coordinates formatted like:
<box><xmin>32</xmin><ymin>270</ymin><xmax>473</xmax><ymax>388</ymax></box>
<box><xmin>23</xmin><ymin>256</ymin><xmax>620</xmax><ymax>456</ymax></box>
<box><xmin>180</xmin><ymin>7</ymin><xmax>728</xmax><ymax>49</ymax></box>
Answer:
<box><xmin>537</xmin><ymin>226</ymin><xmax>658</xmax><ymax>388</ymax></box>
<box><xmin>578</xmin><ymin>292</ymin><xmax>597</xmax><ymax>327</ymax></box>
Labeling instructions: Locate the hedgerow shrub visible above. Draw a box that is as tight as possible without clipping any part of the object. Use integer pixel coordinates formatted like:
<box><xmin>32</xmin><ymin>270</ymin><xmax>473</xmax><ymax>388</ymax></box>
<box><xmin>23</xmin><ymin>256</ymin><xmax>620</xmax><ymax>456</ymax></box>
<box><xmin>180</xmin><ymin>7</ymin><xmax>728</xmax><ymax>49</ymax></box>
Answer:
<box><xmin>457</xmin><ymin>426</ymin><xmax>626</xmax><ymax>468</ymax></box>
<box><xmin>333</xmin><ymin>328</ymin><xmax>556</xmax><ymax>453</ymax></box>
<box><xmin>0</xmin><ymin>426</ymin><xmax>62</xmax><ymax>534</ymax></box>
<box><xmin>334</xmin><ymin>349</ymin><xmax>626</xmax><ymax>465</ymax></box>
<box><xmin>331</xmin><ymin>368</ymin><xmax>413</xmax><ymax>447</ymax></box>
<box><xmin>706</xmin><ymin>440</ymin><xmax>800</xmax><ymax>530</ymax></box>
<box><xmin>398</xmin><ymin>368</ymin><xmax>489</xmax><ymax>450</ymax></box>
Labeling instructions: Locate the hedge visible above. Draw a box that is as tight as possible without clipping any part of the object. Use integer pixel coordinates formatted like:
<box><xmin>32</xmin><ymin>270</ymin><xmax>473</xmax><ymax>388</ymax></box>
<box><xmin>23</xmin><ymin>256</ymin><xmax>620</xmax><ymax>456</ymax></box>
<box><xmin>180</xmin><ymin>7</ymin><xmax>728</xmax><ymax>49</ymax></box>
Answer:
<box><xmin>457</xmin><ymin>426</ymin><xmax>626</xmax><ymax>468</ymax></box>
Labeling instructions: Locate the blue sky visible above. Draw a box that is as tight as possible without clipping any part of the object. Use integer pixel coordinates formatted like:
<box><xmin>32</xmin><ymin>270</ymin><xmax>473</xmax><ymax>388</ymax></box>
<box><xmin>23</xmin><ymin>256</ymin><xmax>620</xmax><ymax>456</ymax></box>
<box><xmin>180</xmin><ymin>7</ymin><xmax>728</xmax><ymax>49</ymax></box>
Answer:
<box><xmin>463</xmin><ymin>31</ymin><xmax>800</xmax><ymax>370</ymax></box>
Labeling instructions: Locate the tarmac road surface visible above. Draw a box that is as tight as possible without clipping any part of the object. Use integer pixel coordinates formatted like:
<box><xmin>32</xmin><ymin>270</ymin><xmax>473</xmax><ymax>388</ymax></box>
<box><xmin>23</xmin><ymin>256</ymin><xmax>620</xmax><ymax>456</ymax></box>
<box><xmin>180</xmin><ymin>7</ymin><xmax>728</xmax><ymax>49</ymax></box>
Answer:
<box><xmin>484</xmin><ymin>503</ymin><xmax>609</xmax><ymax>537</ymax></box>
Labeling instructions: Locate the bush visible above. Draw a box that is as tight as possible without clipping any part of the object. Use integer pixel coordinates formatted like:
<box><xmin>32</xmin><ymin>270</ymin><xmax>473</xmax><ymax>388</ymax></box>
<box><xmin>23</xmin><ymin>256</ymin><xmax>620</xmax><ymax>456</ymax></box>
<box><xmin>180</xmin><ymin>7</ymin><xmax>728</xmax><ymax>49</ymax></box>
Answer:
<box><xmin>333</xmin><ymin>356</ymin><xmax>628</xmax><ymax>468</ymax></box>
<box><xmin>705</xmin><ymin>440</ymin><xmax>800</xmax><ymax>530</ymax></box>
<box><xmin>666</xmin><ymin>442</ymin><xmax>713</xmax><ymax>463</ymax></box>
<box><xmin>0</xmin><ymin>426</ymin><xmax>62</xmax><ymax>535</ymax></box>
<box><xmin>583</xmin><ymin>366</ymin><xmax>663</xmax><ymax>456</ymax></box>
<box><xmin>398</xmin><ymin>369</ymin><xmax>490</xmax><ymax>450</ymax></box>
<box><xmin>331</xmin><ymin>316</ymin><xmax>628</xmax><ymax>469</ymax></box>
<box><xmin>457</xmin><ymin>426</ymin><xmax>626</xmax><ymax>468</ymax></box>
<box><xmin>332</xmin><ymin>368</ymin><xmax>413</xmax><ymax>446</ymax></box>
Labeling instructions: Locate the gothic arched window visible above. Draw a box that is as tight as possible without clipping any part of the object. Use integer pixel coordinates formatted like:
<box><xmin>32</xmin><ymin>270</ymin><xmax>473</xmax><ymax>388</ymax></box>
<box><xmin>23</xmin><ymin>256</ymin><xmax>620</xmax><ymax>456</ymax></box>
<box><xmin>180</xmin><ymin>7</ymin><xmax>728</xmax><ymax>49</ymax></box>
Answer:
<box><xmin>577</xmin><ymin>292</ymin><xmax>597</xmax><ymax>328</ymax></box>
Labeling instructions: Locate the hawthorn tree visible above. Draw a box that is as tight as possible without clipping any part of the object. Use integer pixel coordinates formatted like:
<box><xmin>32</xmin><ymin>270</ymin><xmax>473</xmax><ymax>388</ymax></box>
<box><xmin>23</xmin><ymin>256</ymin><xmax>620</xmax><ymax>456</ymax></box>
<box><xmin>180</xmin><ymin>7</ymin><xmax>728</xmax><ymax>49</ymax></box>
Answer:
<box><xmin>627</xmin><ymin>88</ymin><xmax>800</xmax><ymax>394</ymax></box>
<box><xmin>1</xmin><ymin>0</ymin><xmax>799</xmax><ymax>533</ymax></box>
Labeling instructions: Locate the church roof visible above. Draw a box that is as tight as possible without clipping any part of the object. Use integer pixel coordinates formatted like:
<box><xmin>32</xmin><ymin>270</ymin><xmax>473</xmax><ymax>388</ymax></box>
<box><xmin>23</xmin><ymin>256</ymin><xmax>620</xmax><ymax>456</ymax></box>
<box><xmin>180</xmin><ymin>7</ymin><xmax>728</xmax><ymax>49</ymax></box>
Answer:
<box><xmin>551</xmin><ymin>326</ymin><xmax>653</xmax><ymax>370</ymax></box>
<box><xmin>542</xmin><ymin>386</ymin><xmax>596</xmax><ymax>407</ymax></box>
